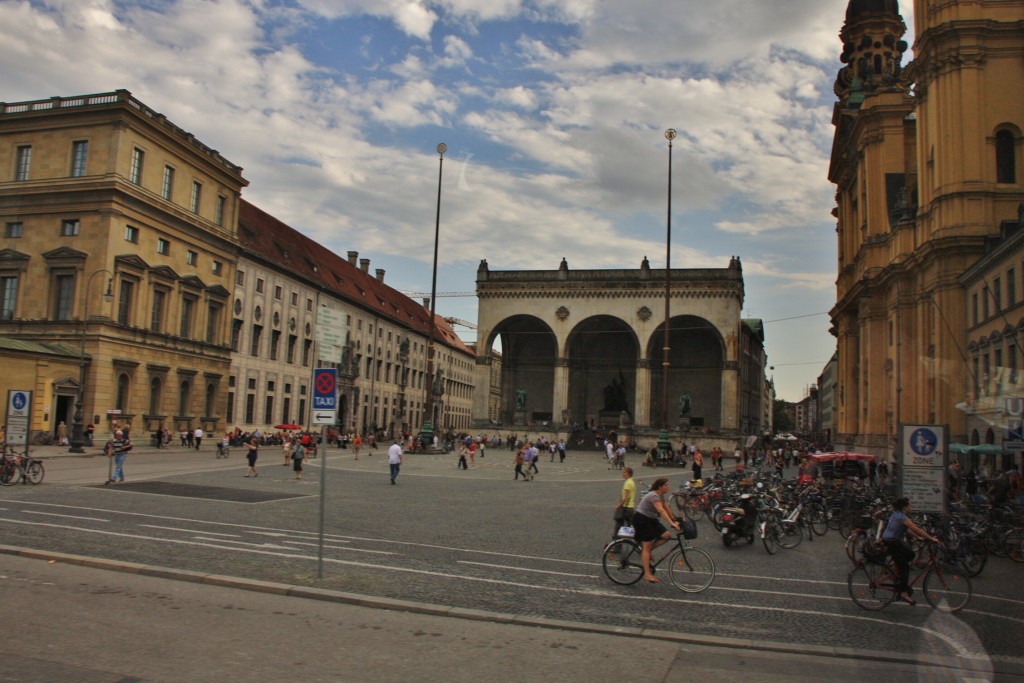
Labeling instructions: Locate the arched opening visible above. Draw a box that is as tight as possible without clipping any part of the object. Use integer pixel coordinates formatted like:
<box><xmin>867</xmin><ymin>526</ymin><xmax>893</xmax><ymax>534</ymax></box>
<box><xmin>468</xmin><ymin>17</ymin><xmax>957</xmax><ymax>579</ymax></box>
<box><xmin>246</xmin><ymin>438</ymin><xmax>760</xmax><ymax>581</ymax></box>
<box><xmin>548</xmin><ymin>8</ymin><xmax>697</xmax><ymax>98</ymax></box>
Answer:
<box><xmin>996</xmin><ymin>129</ymin><xmax>1016</xmax><ymax>184</ymax></box>
<box><xmin>179</xmin><ymin>380</ymin><xmax>191</xmax><ymax>417</ymax></box>
<box><xmin>205</xmin><ymin>382</ymin><xmax>217</xmax><ymax>417</ymax></box>
<box><xmin>647</xmin><ymin>315</ymin><xmax>725</xmax><ymax>430</ymax></box>
<box><xmin>566</xmin><ymin>315</ymin><xmax>639</xmax><ymax>428</ymax></box>
<box><xmin>115</xmin><ymin>373</ymin><xmax>130</xmax><ymax>412</ymax></box>
<box><xmin>149</xmin><ymin>377</ymin><xmax>162</xmax><ymax>415</ymax></box>
<box><xmin>488</xmin><ymin>315</ymin><xmax>557</xmax><ymax>425</ymax></box>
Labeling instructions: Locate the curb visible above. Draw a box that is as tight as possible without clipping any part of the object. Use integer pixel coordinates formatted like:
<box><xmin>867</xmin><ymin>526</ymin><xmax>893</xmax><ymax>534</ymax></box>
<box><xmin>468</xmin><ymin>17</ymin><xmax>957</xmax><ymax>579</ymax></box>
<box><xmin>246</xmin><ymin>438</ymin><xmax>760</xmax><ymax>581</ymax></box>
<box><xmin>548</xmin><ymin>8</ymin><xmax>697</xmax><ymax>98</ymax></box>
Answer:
<box><xmin>0</xmin><ymin>544</ymin><xmax>1011</xmax><ymax>677</ymax></box>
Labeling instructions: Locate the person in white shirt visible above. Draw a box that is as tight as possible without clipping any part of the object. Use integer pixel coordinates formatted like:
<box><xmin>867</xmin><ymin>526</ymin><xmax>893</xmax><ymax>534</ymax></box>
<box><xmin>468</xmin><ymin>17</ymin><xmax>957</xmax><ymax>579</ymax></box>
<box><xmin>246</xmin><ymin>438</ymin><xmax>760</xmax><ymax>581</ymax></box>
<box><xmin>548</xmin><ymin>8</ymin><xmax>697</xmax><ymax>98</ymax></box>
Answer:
<box><xmin>388</xmin><ymin>440</ymin><xmax>403</xmax><ymax>485</ymax></box>
<box><xmin>194</xmin><ymin>427</ymin><xmax>204</xmax><ymax>450</ymax></box>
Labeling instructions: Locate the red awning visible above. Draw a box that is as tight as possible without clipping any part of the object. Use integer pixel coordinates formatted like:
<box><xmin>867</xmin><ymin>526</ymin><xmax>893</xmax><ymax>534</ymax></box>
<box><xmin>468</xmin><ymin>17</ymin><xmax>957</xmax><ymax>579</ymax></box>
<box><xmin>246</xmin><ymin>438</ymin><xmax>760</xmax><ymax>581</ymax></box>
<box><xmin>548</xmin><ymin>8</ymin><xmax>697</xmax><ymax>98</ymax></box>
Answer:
<box><xmin>807</xmin><ymin>451</ymin><xmax>876</xmax><ymax>463</ymax></box>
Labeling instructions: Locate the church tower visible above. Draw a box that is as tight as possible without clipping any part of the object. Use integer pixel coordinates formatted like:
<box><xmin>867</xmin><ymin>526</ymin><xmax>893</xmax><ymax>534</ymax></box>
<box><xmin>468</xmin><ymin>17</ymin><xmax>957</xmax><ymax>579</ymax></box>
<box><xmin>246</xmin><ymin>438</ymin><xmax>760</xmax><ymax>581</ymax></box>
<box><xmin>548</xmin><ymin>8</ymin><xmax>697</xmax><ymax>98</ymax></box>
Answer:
<box><xmin>829</xmin><ymin>0</ymin><xmax>1024</xmax><ymax>458</ymax></box>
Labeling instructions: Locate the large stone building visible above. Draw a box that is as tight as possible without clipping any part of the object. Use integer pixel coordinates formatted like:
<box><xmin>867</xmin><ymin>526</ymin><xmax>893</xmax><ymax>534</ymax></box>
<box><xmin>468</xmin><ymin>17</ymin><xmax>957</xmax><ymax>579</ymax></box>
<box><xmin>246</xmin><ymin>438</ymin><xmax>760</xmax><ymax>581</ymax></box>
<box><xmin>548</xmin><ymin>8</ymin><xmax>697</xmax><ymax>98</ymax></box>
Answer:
<box><xmin>0</xmin><ymin>90</ymin><xmax>245</xmax><ymax>442</ymax></box>
<box><xmin>829</xmin><ymin>0</ymin><xmax>1023</xmax><ymax>460</ymax></box>
<box><xmin>471</xmin><ymin>256</ymin><xmax>768</xmax><ymax>446</ymax></box>
<box><xmin>0</xmin><ymin>90</ymin><xmax>474</xmax><ymax>443</ymax></box>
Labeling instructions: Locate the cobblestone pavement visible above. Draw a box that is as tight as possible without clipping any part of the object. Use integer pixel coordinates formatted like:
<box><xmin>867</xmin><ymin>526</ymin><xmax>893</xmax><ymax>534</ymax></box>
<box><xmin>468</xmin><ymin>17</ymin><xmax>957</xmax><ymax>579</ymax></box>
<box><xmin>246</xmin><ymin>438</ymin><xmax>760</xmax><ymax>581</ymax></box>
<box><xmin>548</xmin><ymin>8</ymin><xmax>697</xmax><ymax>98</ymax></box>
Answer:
<box><xmin>2</xmin><ymin>443</ymin><xmax>1022</xmax><ymax>675</ymax></box>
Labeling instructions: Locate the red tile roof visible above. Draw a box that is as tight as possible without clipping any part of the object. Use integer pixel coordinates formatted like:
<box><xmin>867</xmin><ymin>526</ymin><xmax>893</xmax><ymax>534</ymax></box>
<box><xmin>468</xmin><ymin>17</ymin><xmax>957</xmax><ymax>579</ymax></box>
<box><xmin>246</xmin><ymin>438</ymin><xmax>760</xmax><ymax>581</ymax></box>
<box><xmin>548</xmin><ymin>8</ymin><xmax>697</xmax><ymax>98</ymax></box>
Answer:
<box><xmin>238</xmin><ymin>199</ymin><xmax>473</xmax><ymax>356</ymax></box>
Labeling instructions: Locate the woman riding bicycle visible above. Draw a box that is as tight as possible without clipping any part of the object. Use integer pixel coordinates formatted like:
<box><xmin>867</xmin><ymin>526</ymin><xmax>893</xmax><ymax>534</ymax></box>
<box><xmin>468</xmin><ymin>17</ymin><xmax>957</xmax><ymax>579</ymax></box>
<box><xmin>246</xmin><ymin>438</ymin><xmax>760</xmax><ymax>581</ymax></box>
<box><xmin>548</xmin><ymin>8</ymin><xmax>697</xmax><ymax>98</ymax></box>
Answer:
<box><xmin>881</xmin><ymin>497</ymin><xmax>940</xmax><ymax>605</ymax></box>
<box><xmin>632</xmin><ymin>477</ymin><xmax>680</xmax><ymax>583</ymax></box>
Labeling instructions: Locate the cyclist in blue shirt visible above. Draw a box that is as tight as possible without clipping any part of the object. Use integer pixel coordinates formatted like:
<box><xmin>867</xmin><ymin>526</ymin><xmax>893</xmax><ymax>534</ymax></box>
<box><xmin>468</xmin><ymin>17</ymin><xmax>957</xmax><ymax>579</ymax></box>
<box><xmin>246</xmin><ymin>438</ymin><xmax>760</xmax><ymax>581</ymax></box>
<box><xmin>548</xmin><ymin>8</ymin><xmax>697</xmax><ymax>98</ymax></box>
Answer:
<box><xmin>881</xmin><ymin>497</ymin><xmax>940</xmax><ymax>605</ymax></box>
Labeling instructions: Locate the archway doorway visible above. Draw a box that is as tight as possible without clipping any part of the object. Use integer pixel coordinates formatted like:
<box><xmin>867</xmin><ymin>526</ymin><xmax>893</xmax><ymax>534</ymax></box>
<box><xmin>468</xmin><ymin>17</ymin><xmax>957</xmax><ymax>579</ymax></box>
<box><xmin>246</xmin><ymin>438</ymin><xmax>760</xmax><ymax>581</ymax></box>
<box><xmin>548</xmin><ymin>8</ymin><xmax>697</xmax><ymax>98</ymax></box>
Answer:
<box><xmin>648</xmin><ymin>315</ymin><xmax>724</xmax><ymax>430</ymax></box>
<box><xmin>488</xmin><ymin>315</ymin><xmax>556</xmax><ymax>425</ymax></box>
<box><xmin>566</xmin><ymin>315</ymin><xmax>638</xmax><ymax>428</ymax></box>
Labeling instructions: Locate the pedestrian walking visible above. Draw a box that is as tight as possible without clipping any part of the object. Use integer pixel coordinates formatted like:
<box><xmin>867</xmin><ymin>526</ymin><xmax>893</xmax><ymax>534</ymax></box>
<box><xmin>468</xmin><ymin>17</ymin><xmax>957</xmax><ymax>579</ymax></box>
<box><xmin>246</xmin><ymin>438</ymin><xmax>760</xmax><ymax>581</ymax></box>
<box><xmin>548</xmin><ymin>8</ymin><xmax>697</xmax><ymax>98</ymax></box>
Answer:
<box><xmin>292</xmin><ymin>441</ymin><xmax>305</xmax><ymax>480</ymax></box>
<box><xmin>457</xmin><ymin>445</ymin><xmax>468</xmax><ymax>470</ymax></box>
<box><xmin>106</xmin><ymin>429</ymin><xmax>133</xmax><ymax>484</ymax></box>
<box><xmin>513</xmin><ymin>449</ymin><xmax>530</xmax><ymax>481</ymax></box>
<box><xmin>194</xmin><ymin>427</ymin><xmax>204</xmax><ymax>450</ymax></box>
<box><xmin>282</xmin><ymin>436</ymin><xmax>293</xmax><ymax>466</ymax></box>
<box><xmin>526</xmin><ymin>442</ymin><xmax>539</xmax><ymax>477</ymax></box>
<box><xmin>691</xmin><ymin>448</ymin><xmax>704</xmax><ymax>481</ymax></box>
<box><xmin>353</xmin><ymin>434</ymin><xmax>361</xmax><ymax>460</ymax></box>
<box><xmin>57</xmin><ymin>421</ymin><xmax>68</xmax><ymax>446</ymax></box>
<box><xmin>388</xmin><ymin>440</ymin><xmax>403</xmax><ymax>484</ymax></box>
<box><xmin>244</xmin><ymin>437</ymin><xmax>259</xmax><ymax>477</ymax></box>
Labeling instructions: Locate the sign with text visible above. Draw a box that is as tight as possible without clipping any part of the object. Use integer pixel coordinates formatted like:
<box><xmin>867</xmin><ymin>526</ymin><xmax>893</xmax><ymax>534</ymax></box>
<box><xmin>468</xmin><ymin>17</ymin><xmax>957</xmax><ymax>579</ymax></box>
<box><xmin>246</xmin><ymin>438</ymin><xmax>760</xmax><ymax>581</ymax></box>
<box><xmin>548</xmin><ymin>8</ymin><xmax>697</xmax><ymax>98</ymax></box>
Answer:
<box><xmin>312</xmin><ymin>368</ymin><xmax>337</xmax><ymax>425</ymax></box>
<box><xmin>316</xmin><ymin>303</ymin><xmax>347</xmax><ymax>359</ymax></box>
<box><xmin>899</xmin><ymin>424</ymin><xmax>947</xmax><ymax>513</ymax></box>
<box><xmin>6</xmin><ymin>390</ymin><xmax>32</xmax><ymax>448</ymax></box>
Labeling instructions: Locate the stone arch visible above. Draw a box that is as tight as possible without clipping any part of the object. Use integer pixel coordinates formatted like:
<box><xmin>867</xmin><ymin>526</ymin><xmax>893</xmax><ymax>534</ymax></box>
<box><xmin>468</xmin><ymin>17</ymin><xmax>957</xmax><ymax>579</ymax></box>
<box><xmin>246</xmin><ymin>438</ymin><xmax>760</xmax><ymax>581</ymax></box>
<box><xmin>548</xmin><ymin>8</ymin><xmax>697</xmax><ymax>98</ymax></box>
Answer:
<box><xmin>565</xmin><ymin>315</ymin><xmax>639</xmax><ymax>427</ymax></box>
<box><xmin>646</xmin><ymin>315</ymin><xmax>725</xmax><ymax>430</ymax></box>
<box><xmin>487</xmin><ymin>314</ymin><xmax>557</xmax><ymax>425</ymax></box>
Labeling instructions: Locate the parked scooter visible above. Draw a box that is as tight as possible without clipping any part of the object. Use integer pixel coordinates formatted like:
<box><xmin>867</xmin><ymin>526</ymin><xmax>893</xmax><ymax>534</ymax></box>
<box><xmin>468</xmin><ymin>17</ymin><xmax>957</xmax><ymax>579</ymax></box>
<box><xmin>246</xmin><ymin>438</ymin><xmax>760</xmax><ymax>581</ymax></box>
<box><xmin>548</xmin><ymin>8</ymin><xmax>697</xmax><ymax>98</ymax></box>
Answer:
<box><xmin>720</xmin><ymin>493</ymin><xmax>758</xmax><ymax>546</ymax></box>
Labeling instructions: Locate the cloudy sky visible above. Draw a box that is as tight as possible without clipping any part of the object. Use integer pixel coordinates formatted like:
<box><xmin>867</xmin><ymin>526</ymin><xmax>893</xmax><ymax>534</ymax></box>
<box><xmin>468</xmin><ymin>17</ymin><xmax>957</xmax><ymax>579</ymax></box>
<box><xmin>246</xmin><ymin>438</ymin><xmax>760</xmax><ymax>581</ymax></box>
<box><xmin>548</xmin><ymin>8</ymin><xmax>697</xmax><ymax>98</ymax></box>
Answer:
<box><xmin>0</xmin><ymin>0</ymin><xmax>916</xmax><ymax>402</ymax></box>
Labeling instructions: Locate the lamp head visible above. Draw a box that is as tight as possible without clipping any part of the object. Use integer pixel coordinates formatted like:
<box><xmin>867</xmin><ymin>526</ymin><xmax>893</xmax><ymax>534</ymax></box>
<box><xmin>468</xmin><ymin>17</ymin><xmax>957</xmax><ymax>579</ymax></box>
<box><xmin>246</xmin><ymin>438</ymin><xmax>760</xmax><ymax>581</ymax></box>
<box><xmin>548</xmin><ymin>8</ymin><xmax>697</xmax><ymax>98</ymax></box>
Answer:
<box><xmin>102</xmin><ymin>278</ymin><xmax>114</xmax><ymax>302</ymax></box>
<box><xmin>664</xmin><ymin>128</ymin><xmax>677</xmax><ymax>142</ymax></box>
<box><xmin>437</xmin><ymin>143</ymin><xmax>447</xmax><ymax>156</ymax></box>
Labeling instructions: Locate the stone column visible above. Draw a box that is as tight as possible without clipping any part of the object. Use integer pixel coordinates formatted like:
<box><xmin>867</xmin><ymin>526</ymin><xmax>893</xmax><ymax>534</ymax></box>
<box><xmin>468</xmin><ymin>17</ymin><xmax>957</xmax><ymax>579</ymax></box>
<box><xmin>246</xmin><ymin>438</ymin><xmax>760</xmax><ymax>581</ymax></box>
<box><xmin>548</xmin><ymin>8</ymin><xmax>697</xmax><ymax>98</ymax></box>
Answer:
<box><xmin>471</xmin><ymin>355</ymin><xmax>493</xmax><ymax>427</ymax></box>
<box><xmin>634</xmin><ymin>358</ymin><xmax>651</xmax><ymax>428</ymax></box>
<box><xmin>552</xmin><ymin>357</ymin><xmax>569</xmax><ymax>426</ymax></box>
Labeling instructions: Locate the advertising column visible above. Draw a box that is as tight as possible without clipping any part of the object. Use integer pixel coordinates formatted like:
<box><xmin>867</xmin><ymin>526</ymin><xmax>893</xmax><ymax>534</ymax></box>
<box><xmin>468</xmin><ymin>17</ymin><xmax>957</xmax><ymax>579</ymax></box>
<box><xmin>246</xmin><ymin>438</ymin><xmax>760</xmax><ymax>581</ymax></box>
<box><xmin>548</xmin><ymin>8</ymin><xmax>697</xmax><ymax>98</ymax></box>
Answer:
<box><xmin>899</xmin><ymin>424</ymin><xmax>947</xmax><ymax>513</ymax></box>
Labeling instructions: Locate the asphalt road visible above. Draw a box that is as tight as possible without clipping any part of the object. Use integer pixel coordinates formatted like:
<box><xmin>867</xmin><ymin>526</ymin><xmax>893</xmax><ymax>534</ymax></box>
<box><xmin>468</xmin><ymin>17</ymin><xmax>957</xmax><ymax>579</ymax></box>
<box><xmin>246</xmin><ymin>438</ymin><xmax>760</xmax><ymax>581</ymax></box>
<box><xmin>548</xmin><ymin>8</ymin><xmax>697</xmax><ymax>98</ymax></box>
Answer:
<box><xmin>1</xmin><ymin>442</ymin><xmax>1020</xmax><ymax>681</ymax></box>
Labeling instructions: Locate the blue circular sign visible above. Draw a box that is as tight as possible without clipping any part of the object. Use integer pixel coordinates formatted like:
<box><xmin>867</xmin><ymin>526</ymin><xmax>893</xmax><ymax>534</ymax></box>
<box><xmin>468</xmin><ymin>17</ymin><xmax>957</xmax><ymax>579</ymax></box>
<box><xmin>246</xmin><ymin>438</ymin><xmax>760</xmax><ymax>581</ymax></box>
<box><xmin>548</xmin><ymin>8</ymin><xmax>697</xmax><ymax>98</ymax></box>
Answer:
<box><xmin>909</xmin><ymin>428</ymin><xmax>938</xmax><ymax>456</ymax></box>
<box><xmin>12</xmin><ymin>392</ymin><xmax>27</xmax><ymax>410</ymax></box>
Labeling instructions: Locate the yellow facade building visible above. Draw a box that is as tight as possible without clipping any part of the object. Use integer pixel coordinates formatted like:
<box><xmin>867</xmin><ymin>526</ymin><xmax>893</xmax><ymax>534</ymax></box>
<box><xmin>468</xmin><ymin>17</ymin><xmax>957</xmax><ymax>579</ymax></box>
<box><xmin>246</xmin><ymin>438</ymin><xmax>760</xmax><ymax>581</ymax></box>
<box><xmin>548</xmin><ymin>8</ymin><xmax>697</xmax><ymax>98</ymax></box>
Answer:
<box><xmin>0</xmin><ymin>90</ymin><xmax>246</xmax><ymax>443</ymax></box>
<box><xmin>829</xmin><ymin>1</ymin><xmax>1024</xmax><ymax>459</ymax></box>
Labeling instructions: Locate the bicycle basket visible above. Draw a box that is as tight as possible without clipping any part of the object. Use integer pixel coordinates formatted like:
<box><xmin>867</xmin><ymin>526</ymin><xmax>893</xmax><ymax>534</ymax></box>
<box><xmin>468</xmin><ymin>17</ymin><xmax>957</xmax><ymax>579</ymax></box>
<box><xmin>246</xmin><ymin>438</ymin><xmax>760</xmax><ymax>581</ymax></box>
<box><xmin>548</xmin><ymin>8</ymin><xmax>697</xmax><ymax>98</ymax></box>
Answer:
<box><xmin>617</xmin><ymin>526</ymin><xmax>636</xmax><ymax>538</ymax></box>
<box><xmin>681</xmin><ymin>519</ymin><xmax>698</xmax><ymax>540</ymax></box>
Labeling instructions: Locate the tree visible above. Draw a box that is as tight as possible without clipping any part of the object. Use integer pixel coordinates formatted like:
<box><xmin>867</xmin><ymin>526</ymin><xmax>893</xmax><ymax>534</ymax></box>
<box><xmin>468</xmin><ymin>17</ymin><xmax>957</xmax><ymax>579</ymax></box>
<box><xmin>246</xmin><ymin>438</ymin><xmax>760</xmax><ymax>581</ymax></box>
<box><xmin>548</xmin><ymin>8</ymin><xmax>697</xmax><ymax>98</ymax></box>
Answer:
<box><xmin>773</xmin><ymin>399</ymin><xmax>792</xmax><ymax>433</ymax></box>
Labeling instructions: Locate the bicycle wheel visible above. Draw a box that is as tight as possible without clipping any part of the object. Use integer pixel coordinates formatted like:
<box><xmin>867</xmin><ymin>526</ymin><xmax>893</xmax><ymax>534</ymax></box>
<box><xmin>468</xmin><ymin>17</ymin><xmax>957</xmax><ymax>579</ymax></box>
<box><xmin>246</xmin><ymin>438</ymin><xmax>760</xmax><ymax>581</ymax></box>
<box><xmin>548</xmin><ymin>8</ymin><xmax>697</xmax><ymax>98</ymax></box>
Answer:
<box><xmin>602</xmin><ymin>539</ymin><xmax>644</xmax><ymax>585</ymax></box>
<box><xmin>683</xmin><ymin>497</ymin><xmax>705</xmax><ymax>522</ymax></box>
<box><xmin>24</xmin><ymin>459</ymin><xmax>44</xmax><ymax>485</ymax></box>
<box><xmin>0</xmin><ymin>461</ymin><xmax>20</xmax><ymax>486</ymax></box>
<box><xmin>777</xmin><ymin>519</ymin><xmax>803</xmax><ymax>549</ymax></box>
<box><xmin>848</xmin><ymin>561</ymin><xmax>896</xmax><ymax>610</ymax></box>
<box><xmin>960</xmin><ymin>539</ymin><xmax>988</xmax><ymax>577</ymax></box>
<box><xmin>922</xmin><ymin>565</ymin><xmax>972</xmax><ymax>613</ymax></box>
<box><xmin>844</xmin><ymin>529</ymin><xmax>866</xmax><ymax>564</ymax></box>
<box><xmin>807</xmin><ymin>503</ymin><xmax>828</xmax><ymax>536</ymax></box>
<box><xmin>667</xmin><ymin>547</ymin><xmax>715</xmax><ymax>593</ymax></box>
<box><xmin>1005</xmin><ymin>529</ymin><xmax>1024</xmax><ymax>563</ymax></box>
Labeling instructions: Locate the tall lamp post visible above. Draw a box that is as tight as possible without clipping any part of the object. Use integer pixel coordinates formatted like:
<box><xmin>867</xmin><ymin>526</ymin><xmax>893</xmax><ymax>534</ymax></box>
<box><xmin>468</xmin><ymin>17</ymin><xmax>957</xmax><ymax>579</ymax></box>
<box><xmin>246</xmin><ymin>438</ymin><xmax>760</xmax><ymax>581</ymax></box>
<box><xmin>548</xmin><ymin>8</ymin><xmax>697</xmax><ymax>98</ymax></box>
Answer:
<box><xmin>69</xmin><ymin>269</ymin><xmax>114</xmax><ymax>453</ymax></box>
<box><xmin>420</xmin><ymin>142</ymin><xmax>446</xmax><ymax>449</ymax></box>
<box><xmin>658</xmin><ymin>128</ymin><xmax>676</xmax><ymax>452</ymax></box>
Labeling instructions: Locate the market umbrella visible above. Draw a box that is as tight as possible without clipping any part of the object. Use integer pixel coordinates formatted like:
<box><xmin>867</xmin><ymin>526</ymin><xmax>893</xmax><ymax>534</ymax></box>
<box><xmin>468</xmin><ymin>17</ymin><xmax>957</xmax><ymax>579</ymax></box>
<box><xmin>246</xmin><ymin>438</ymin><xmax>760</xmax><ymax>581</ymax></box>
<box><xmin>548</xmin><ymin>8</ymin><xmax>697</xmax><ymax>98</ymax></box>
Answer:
<box><xmin>275</xmin><ymin>423</ymin><xmax>301</xmax><ymax>430</ymax></box>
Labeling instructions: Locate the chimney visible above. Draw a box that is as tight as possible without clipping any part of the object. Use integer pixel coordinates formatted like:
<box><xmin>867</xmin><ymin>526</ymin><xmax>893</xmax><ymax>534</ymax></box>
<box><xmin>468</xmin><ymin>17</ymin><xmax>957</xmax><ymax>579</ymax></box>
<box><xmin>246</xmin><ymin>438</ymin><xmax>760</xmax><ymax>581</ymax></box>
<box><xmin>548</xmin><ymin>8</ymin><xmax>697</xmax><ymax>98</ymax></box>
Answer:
<box><xmin>360</xmin><ymin>258</ymin><xmax>370</xmax><ymax>273</ymax></box>
<box><xmin>375</xmin><ymin>268</ymin><xmax>385</xmax><ymax>283</ymax></box>
<box><xmin>347</xmin><ymin>251</ymin><xmax>358</xmax><ymax>266</ymax></box>
<box><xmin>422</xmin><ymin>297</ymin><xmax>431</xmax><ymax>309</ymax></box>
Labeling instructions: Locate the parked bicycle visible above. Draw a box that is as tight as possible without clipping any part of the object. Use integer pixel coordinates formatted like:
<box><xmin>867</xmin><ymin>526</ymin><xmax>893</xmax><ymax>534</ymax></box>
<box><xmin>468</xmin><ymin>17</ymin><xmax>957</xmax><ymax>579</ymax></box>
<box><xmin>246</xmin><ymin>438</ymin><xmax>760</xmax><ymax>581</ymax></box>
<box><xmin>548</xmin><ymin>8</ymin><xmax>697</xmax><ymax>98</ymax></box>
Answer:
<box><xmin>602</xmin><ymin>525</ymin><xmax>715</xmax><ymax>593</ymax></box>
<box><xmin>0</xmin><ymin>450</ymin><xmax>44</xmax><ymax>485</ymax></box>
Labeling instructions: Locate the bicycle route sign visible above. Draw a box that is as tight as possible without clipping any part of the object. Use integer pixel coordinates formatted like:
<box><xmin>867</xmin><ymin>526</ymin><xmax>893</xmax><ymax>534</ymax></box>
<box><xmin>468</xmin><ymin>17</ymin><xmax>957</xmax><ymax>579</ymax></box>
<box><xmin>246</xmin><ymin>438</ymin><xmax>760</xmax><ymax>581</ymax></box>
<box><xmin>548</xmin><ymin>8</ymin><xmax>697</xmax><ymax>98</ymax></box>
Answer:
<box><xmin>6</xmin><ymin>389</ymin><xmax>32</xmax><ymax>448</ymax></box>
<box><xmin>899</xmin><ymin>424</ymin><xmax>946</xmax><ymax>513</ymax></box>
<box><xmin>312</xmin><ymin>368</ymin><xmax>337</xmax><ymax>425</ymax></box>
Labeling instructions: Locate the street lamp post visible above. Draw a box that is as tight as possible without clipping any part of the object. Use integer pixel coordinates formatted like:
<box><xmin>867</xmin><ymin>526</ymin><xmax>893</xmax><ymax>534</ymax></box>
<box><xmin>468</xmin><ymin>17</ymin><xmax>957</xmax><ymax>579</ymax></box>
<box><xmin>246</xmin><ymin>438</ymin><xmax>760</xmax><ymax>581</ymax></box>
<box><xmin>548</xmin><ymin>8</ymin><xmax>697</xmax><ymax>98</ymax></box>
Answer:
<box><xmin>658</xmin><ymin>128</ymin><xmax>676</xmax><ymax>452</ymax></box>
<box><xmin>420</xmin><ymin>143</ymin><xmax>446</xmax><ymax>449</ymax></box>
<box><xmin>69</xmin><ymin>269</ymin><xmax>114</xmax><ymax>453</ymax></box>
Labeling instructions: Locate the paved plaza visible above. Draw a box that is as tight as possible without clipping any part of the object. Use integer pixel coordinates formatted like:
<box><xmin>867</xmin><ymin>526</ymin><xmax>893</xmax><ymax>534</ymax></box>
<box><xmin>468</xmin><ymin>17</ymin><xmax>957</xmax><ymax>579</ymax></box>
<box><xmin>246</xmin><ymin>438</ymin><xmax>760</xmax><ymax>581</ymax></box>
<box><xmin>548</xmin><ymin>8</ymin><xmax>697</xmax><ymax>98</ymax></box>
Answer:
<box><xmin>1</xmin><ymin>441</ymin><xmax>1021</xmax><ymax>680</ymax></box>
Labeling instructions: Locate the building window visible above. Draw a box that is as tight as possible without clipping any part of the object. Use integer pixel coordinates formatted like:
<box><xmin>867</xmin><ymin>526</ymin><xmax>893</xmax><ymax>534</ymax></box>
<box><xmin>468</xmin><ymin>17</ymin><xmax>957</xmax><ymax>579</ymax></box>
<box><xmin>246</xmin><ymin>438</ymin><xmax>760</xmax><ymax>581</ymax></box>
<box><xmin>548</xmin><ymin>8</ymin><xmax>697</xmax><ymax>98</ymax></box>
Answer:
<box><xmin>190</xmin><ymin>181</ymin><xmax>202</xmax><ymax>213</ymax></box>
<box><xmin>290</xmin><ymin>291</ymin><xmax>298</xmax><ymax>306</ymax></box>
<box><xmin>282</xmin><ymin>397</ymin><xmax>291</xmax><ymax>425</ymax></box>
<box><xmin>1009</xmin><ymin>269</ymin><xmax>1017</xmax><ymax>307</ymax></box>
<box><xmin>303</xmin><ymin>339</ymin><xmax>312</xmax><ymax>366</ymax></box>
<box><xmin>149</xmin><ymin>377</ymin><xmax>162</xmax><ymax>415</ymax></box>
<box><xmin>245</xmin><ymin>393</ymin><xmax>255</xmax><ymax>423</ymax></box>
<box><xmin>157</xmin><ymin>238</ymin><xmax>170</xmax><ymax>255</ymax></box>
<box><xmin>983</xmin><ymin>286</ymin><xmax>990</xmax><ymax>319</ymax></box>
<box><xmin>270</xmin><ymin>329</ymin><xmax>281</xmax><ymax>361</ymax></box>
<box><xmin>5</xmin><ymin>222</ymin><xmax>22</xmax><ymax>238</ymax></box>
<box><xmin>186</xmin><ymin>250</ymin><xmax>198</xmax><ymax>266</ymax></box>
<box><xmin>0</xmin><ymin>276</ymin><xmax>18</xmax><ymax>320</ymax></box>
<box><xmin>116</xmin><ymin>280</ymin><xmax>134</xmax><ymax>326</ymax></box>
<box><xmin>215</xmin><ymin>195</ymin><xmax>226</xmax><ymax>226</ymax></box>
<box><xmin>256</xmin><ymin>278</ymin><xmax>265</xmax><ymax>294</ymax></box>
<box><xmin>231</xmin><ymin>318</ymin><xmax>243</xmax><ymax>351</ymax></box>
<box><xmin>212</xmin><ymin>260</ymin><xmax>222</xmax><ymax>276</ymax></box>
<box><xmin>179</xmin><ymin>380</ymin><xmax>191</xmax><ymax>416</ymax></box>
<box><xmin>125</xmin><ymin>225</ymin><xmax>139</xmax><ymax>243</ymax></box>
<box><xmin>288</xmin><ymin>334</ymin><xmax>297</xmax><ymax>363</ymax></box>
<box><xmin>61</xmin><ymin>219</ymin><xmax>80</xmax><ymax>236</ymax></box>
<box><xmin>994</xmin><ymin>277</ymin><xmax>1002</xmax><ymax>312</ymax></box>
<box><xmin>264</xmin><ymin>396</ymin><xmax>274</xmax><ymax>424</ymax></box>
<box><xmin>250</xmin><ymin>324</ymin><xmax>263</xmax><ymax>356</ymax></box>
<box><xmin>15</xmin><ymin>145</ymin><xmax>31</xmax><ymax>180</ymax></box>
<box><xmin>162</xmin><ymin>165</ymin><xmax>175</xmax><ymax>200</ymax></box>
<box><xmin>116</xmin><ymin>374</ymin><xmax>130</xmax><ymax>412</ymax></box>
<box><xmin>206</xmin><ymin>303</ymin><xmax>221</xmax><ymax>344</ymax></box>
<box><xmin>151</xmin><ymin>289</ymin><xmax>167</xmax><ymax>332</ymax></box>
<box><xmin>972</xmin><ymin>293</ymin><xmax>979</xmax><ymax>326</ymax></box>
<box><xmin>205</xmin><ymin>383</ymin><xmax>217</xmax><ymax>417</ymax></box>
<box><xmin>180</xmin><ymin>296</ymin><xmax>196</xmax><ymax>338</ymax></box>
<box><xmin>274</xmin><ymin>285</ymin><xmax>282</xmax><ymax>300</ymax></box>
<box><xmin>130</xmin><ymin>148</ymin><xmax>144</xmax><ymax>184</ymax></box>
<box><xmin>71</xmin><ymin>141</ymin><xmax>88</xmax><ymax>177</ymax></box>
<box><xmin>306</xmin><ymin>298</ymin><xmax>313</xmax><ymax>311</ymax></box>
<box><xmin>226</xmin><ymin>391</ymin><xmax>235</xmax><ymax>423</ymax></box>
<box><xmin>54</xmin><ymin>273</ymin><xmax>75</xmax><ymax>320</ymax></box>
<box><xmin>996</xmin><ymin>130</ymin><xmax>1016</xmax><ymax>184</ymax></box>
<box><xmin>236</xmin><ymin>270</ymin><xmax>245</xmax><ymax>286</ymax></box>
